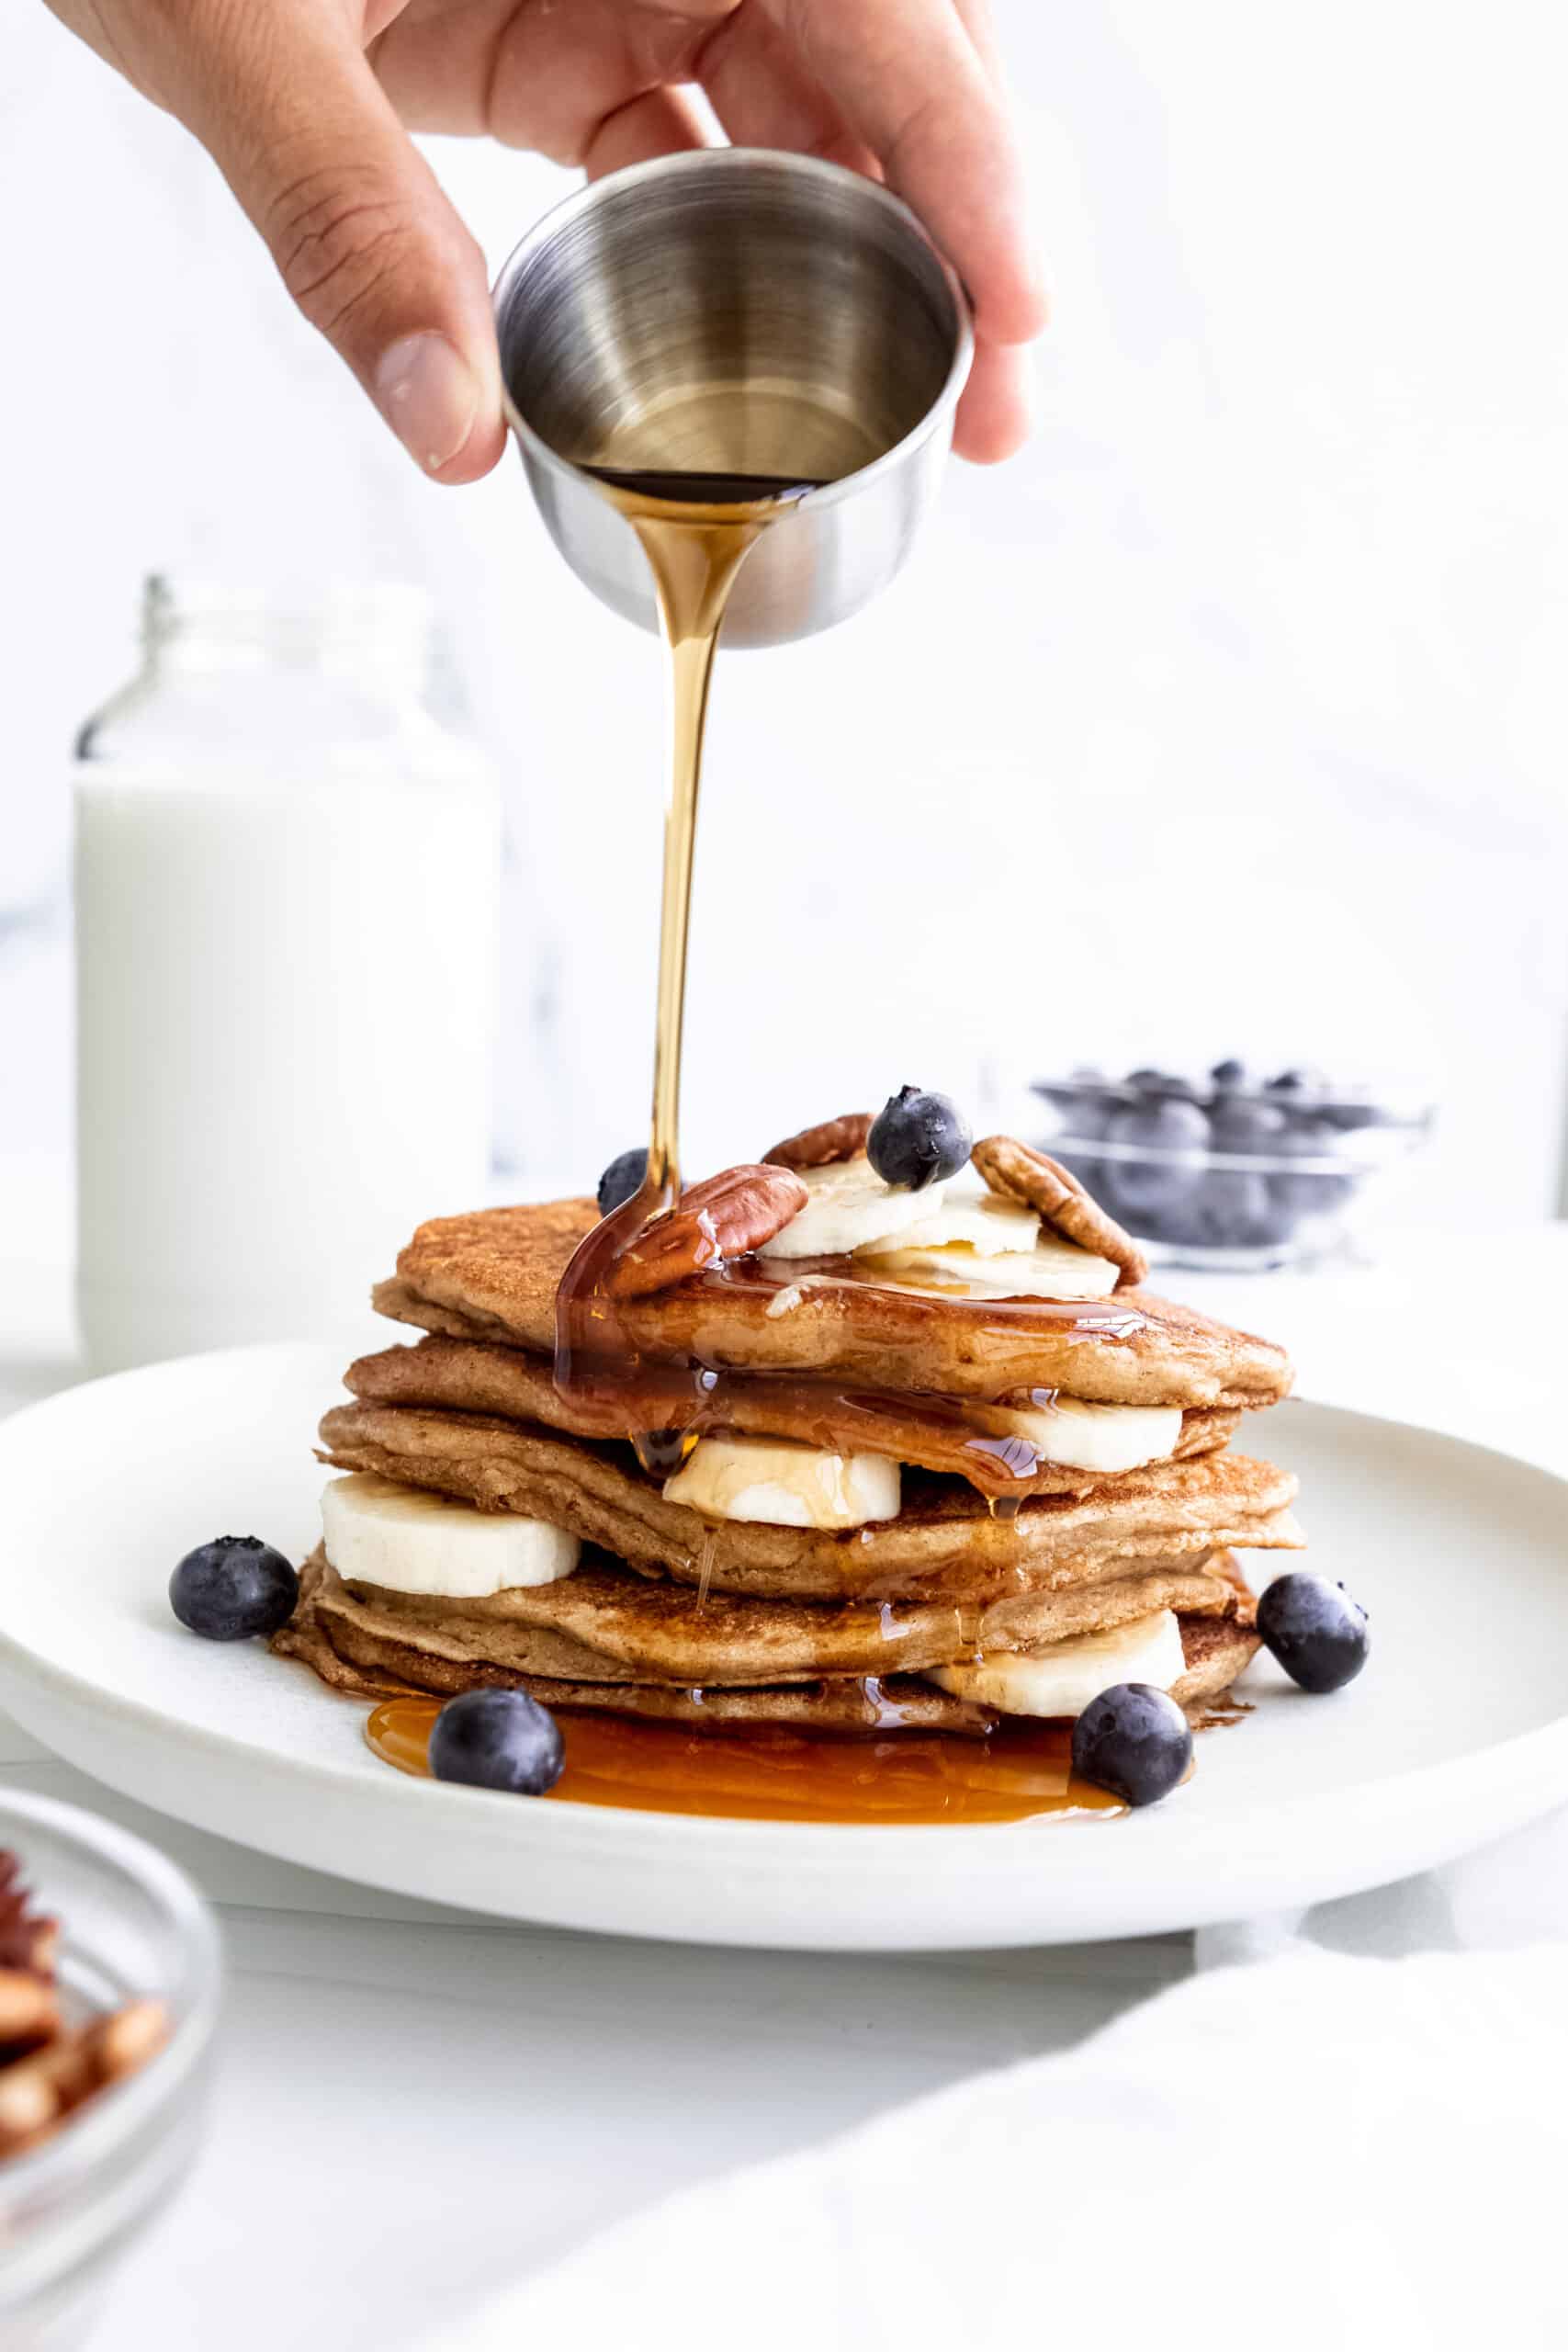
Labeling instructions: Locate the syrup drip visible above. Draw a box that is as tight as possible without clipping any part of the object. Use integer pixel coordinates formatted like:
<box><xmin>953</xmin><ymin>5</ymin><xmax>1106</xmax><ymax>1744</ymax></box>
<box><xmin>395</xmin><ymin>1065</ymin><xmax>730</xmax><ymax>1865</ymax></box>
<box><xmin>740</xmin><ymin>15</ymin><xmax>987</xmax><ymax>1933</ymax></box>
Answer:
<box><xmin>365</xmin><ymin>1697</ymin><xmax>1124</xmax><ymax>1826</ymax></box>
<box><xmin>558</xmin><ymin>1284</ymin><xmax>1145</xmax><ymax>1497</ymax></box>
<box><xmin>554</xmin><ymin>460</ymin><xmax>817</xmax><ymax>1425</ymax></box>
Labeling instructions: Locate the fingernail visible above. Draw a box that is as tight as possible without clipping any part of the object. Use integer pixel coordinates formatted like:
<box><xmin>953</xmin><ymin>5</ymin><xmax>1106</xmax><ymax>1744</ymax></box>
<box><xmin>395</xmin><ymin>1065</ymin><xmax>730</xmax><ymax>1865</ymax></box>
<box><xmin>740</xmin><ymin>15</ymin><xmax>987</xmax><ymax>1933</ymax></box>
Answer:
<box><xmin>374</xmin><ymin>333</ymin><xmax>478</xmax><ymax>473</ymax></box>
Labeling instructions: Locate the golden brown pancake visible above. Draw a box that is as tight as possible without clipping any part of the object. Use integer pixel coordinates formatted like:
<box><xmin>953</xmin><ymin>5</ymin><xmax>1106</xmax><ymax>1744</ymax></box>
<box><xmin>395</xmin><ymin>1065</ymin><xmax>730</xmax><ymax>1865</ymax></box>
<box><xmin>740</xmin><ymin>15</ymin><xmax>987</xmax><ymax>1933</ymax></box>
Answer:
<box><xmin>307</xmin><ymin>1544</ymin><xmax>1238</xmax><ymax>1683</ymax></box>
<box><xmin>342</xmin><ymin>1335</ymin><xmax>1244</xmax><ymax>1498</ymax></box>
<box><xmin>275</xmin><ymin>1555</ymin><xmax>1259</xmax><ymax>1728</ymax></box>
<box><xmin>317</xmin><ymin>1399</ymin><xmax>1303</xmax><ymax>1603</ymax></box>
<box><xmin>378</xmin><ymin>1198</ymin><xmax>1293</xmax><ymax>1409</ymax></box>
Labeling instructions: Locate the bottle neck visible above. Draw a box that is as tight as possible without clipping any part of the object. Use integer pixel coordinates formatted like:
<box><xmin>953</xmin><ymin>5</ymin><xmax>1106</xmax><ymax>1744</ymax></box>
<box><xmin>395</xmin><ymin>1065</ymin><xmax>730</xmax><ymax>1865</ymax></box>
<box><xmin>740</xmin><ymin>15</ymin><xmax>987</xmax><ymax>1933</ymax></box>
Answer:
<box><xmin>139</xmin><ymin>578</ymin><xmax>433</xmax><ymax>702</ymax></box>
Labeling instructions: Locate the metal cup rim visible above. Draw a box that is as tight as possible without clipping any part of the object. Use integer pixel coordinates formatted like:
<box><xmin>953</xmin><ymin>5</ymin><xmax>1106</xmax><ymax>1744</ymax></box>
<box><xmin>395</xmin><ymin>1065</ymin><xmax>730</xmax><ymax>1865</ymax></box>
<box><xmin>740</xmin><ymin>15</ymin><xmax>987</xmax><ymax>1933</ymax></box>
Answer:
<box><xmin>491</xmin><ymin>146</ymin><xmax>975</xmax><ymax>513</ymax></box>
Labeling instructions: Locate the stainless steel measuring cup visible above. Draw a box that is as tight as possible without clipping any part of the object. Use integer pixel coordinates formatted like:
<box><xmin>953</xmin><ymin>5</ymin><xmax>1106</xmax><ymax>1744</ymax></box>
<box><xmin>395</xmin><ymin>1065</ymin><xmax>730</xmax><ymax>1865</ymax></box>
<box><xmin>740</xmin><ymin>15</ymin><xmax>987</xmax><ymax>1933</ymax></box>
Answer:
<box><xmin>492</xmin><ymin>148</ymin><xmax>973</xmax><ymax>648</ymax></box>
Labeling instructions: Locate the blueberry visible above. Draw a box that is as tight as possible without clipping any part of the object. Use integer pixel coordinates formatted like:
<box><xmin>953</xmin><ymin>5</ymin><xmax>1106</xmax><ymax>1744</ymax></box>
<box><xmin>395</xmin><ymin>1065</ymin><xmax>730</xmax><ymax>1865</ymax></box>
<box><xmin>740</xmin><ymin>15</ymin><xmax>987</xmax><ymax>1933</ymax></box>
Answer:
<box><xmin>597</xmin><ymin>1148</ymin><xmax>648</xmax><ymax>1216</ymax></box>
<box><xmin>1071</xmin><ymin>1683</ymin><xmax>1193</xmax><ymax>1807</ymax></box>
<box><xmin>170</xmin><ymin>1536</ymin><xmax>299</xmax><ymax>1641</ymax></box>
<box><xmin>1032</xmin><ymin>1079</ymin><xmax>1122</xmax><ymax>1141</ymax></box>
<box><xmin>1048</xmin><ymin>1148</ymin><xmax>1108</xmax><ymax>1193</ymax></box>
<box><xmin>866</xmin><ymin>1086</ymin><xmax>972</xmax><ymax>1192</ymax></box>
<box><xmin>1269</xmin><ymin>1117</ymin><xmax>1355</xmax><ymax>1217</ymax></box>
<box><xmin>1257</xmin><ymin>1574</ymin><xmax>1369</xmax><ymax>1693</ymax></box>
<box><xmin>1210</xmin><ymin>1057</ymin><xmax>1247</xmax><ymax>1091</ymax></box>
<box><xmin>1194</xmin><ymin>1170</ymin><xmax>1287</xmax><ymax>1245</ymax></box>
<box><xmin>1102</xmin><ymin>1100</ymin><xmax>1211</xmax><ymax>1215</ymax></box>
<box><xmin>1127</xmin><ymin>1068</ymin><xmax>1201</xmax><ymax>1102</ymax></box>
<box><xmin>1104</xmin><ymin>1194</ymin><xmax>1187</xmax><ymax>1242</ymax></box>
<box><xmin>1155</xmin><ymin>1170</ymin><xmax>1297</xmax><ymax>1251</ymax></box>
<box><xmin>1209</xmin><ymin>1098</ymin><xmax>1288</xmax><ymax>1151</ymax></box>
<box><xmin>428</xmin><ymin>1688</ymin><xmax>566</xmax><ymax>1795</ymax></box>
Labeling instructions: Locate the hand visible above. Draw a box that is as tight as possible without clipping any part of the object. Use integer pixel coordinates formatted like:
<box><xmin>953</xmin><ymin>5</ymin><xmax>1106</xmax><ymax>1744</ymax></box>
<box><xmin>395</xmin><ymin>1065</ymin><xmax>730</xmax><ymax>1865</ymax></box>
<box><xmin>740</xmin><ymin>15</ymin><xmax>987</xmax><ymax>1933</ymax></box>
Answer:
<box><xmin>45</xmin><ymin>0</ymin><xmax>1046</xmax><ymax>481</ymax></box>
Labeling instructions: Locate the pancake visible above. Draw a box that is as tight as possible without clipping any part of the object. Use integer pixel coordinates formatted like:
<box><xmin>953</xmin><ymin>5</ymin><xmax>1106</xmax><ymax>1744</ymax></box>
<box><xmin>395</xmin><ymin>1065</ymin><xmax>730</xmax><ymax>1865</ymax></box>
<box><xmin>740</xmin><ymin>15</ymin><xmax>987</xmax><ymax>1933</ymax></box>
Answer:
<box><xmin>275</xmin><ymin>1555</ymin><xmax>1259</xmax><ymax>1728</ymax></box>
<box><xmin>342</xmin><ymin>1335</ymin><xmax>1244</xmax><ymax>1498</ymax></box>
<box><xmin>306</xmin><ymin>1544</ymin><xmax>1239</xmax><ymax>1683</ymax></box>
<box><xmin>317</xmin><ymin>1400</ymin><xmax>1303</xmax><ymax>1603</ymax></box>
<box><xmin>378</xmin><ymin>1198</ymin><xmax>1292</xmax><ymax>1409</ymax></box>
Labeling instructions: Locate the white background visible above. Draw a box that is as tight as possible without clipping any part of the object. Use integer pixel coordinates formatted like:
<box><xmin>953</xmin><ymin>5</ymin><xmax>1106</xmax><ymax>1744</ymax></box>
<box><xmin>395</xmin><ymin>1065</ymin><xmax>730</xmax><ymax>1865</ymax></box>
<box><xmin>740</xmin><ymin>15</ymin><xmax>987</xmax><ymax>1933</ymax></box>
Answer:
<box><xmin>4</xmin><ymin>0</ymin><xmax>1565</xmax><ymax>1214</ymax></box>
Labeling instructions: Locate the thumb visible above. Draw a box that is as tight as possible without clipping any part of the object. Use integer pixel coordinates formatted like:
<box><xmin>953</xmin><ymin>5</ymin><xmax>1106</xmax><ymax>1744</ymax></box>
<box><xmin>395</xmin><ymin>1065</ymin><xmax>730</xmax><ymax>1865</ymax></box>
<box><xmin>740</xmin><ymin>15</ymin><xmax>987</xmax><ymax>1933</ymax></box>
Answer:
<box><xmin>190</xmin><ymin>17</ymin><xmax>505</xmax><ymax>483</ymax></box>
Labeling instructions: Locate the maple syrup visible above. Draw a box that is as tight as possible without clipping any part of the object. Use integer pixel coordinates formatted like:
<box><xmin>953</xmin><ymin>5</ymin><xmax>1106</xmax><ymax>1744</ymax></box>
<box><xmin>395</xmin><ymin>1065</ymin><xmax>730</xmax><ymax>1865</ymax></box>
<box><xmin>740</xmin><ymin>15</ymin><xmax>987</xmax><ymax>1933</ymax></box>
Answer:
<box><xmin>365</xmin><ymin>1695</ymin><xmax>1124</xmax><ymax>1826</ymax></box>
<box><xmin>554</xmin><ymin>418</ymin><xmax>843</xmax><ymax>1424</ymax></box>
<box><xmin>583</xmin><ymin>466</ymin><xmax>824</xmax><ymax>505</ymax></box>
<box><xmin>533</xmin><ymin>1353</ymin><xmax>1109</xmax><ymax>1503</ymax></box>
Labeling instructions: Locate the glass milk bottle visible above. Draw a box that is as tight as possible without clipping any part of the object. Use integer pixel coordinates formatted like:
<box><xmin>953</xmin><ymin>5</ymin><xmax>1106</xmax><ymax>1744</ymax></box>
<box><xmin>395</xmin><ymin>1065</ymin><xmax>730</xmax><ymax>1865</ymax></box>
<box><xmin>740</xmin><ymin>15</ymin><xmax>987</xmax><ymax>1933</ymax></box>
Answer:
<box><xmin>74</xmin><ymin>579</ymin><xmax>500</xmax><ymax>1371</ymax></box>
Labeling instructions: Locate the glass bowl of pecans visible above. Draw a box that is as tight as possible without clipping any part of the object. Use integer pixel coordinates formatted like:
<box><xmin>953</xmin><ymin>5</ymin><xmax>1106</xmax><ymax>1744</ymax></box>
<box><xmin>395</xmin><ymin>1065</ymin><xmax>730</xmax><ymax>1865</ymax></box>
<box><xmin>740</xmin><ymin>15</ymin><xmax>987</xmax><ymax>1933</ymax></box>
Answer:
<box><xmin>0</xmin><ymin>1791</ymin><xmax>220</xmax><ymax>2348</ymax></box>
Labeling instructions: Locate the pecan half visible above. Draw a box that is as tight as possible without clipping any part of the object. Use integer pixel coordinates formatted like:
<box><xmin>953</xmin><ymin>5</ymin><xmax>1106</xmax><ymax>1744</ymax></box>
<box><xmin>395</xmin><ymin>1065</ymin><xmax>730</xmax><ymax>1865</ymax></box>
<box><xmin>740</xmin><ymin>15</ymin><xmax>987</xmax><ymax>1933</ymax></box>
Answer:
<box><xmin>0</xmin><ymin>1857</ymin><xmax>56</xmax><ymax>1979</ymax></box>
<box><xmin>762</xmin><ymin>1111</ymin><xmax>874</xmax><ymax>1170</ymax></box>
<box><xmin>971</xmin><ymin>1135</ymin><xmax>1148</xmax><ymax>1289</ymax></box>
<box><xmin>607</xmin><ymin>1165</ymin><xmax>808</xmax><ymax>1299</ymax></box>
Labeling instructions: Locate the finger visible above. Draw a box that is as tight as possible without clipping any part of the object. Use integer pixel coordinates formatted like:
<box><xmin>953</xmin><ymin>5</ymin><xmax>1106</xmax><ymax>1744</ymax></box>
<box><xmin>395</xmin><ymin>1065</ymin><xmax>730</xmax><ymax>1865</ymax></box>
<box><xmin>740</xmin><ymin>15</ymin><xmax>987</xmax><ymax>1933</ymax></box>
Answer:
<box><xmin>697</xmin><ymin>3</ymin><xmax>880</xmax><ymax>178</ymax></box>
<box><xmin>186</xmin><ymin>18</ymin><xmax>503</xmax><ymax>482</ymax></box>
<box><xmin>953</xmin><ymin>0</ymin><xmax>1005</xmax><ymax>88</ymax></box>
<box><xmin>951</xmin><ymin>0</ymin><xmax>1051</xmax><ymax>333</ymax></box>
<box><xmin>761</xmin><ymin>0</ymin><xmax>1046</xmax><ymax>346</ymax></box>
<box><xmin>583</xmin><ymin>84</ymin><xmax>713</xmax><ymax>179</ymax></box>
<box><xmin>377</xmin><ymin>0</ymin><xmax>735</xmax><ymax>162</ymax></box>
<box><xmin>953</xmin><ymin>338</ymin><xmax>1035</xmax><ymax>464</ymax></box>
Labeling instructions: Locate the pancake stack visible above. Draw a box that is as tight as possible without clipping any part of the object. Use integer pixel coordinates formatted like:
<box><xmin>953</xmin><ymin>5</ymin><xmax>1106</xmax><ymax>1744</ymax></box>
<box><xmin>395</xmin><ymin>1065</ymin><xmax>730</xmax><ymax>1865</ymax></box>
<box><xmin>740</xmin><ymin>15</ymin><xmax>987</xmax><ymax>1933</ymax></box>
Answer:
<box><xmin>276</xmin><ymin>1125</ymin><xmax>1300</xmax><ymax>1739</ymax></box>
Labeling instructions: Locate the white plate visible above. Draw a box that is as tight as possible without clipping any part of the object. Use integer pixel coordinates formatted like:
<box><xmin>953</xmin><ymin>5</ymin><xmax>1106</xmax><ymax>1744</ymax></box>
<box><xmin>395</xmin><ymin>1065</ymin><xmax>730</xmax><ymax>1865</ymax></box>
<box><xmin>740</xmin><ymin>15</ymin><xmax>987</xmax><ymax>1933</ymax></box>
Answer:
<box><xmin>1</xmin><ymin>1344</ymin><xmax>1564</xmax><ymax>1951</ymax></box>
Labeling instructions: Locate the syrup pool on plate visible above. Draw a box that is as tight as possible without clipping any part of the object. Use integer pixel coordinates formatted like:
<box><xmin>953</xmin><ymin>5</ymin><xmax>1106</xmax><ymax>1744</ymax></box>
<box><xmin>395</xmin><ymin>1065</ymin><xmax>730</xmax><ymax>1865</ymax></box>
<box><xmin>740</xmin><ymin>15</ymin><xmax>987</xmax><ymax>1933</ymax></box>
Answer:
<box><xmin>365</xmin><ymin>1697</ymin><xmax>1124</xmax><ymax>1826</ymax></box>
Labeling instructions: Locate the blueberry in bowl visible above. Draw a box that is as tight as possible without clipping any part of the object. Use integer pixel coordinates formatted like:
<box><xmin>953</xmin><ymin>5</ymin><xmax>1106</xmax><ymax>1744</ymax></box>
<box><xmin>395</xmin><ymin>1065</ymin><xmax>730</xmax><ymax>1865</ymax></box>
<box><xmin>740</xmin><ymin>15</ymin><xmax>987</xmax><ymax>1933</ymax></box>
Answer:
<box><xmin>1032</xmin><ymin>1069</ymin><xmax>1131</xmax><ymax>1142</ymax></box>
<box><xmin>1269</xmin><ymin>1116</ymin><xmax>1358</xmax><ymax>1219</ymax></box>
<box><xmin>1127</xmin><ymin>1069</ymin><xmax>1204</xmax><ymax>1104</ymax></box>
<box><xmin>1150</xmin><ymin>1170</ymin><xmax>1294</xmax><ymax>1252</ymax></box>
<box><xmin>1208</xmin><ymin>1098</ymin><xmax>1287</xmax><ymax>1151</ymax></box>
<box><xmin>1100</xmin><ymin>1100</ymin><xmax>1211</xmax><ymax>1218</ymax></box>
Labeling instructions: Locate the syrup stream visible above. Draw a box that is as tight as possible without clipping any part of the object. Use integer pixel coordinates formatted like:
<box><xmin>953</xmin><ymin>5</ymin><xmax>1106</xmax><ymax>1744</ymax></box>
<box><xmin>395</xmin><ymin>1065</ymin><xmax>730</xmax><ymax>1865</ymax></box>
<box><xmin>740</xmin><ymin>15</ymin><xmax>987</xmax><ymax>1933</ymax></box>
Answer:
<box><xmin>554</xmin><ymin>465</ymin><xmax>818</xmax><ymax>1412</ymax></box>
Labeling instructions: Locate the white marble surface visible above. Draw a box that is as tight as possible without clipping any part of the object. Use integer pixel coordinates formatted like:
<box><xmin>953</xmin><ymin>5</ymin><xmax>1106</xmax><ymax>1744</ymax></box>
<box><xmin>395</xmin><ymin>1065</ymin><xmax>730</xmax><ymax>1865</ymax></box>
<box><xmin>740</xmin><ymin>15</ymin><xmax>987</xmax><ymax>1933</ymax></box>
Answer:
<box><xmin>0</xmin><ymin>1190</ymin><xmax>1564</xmax><ymax>2348</ymax></box>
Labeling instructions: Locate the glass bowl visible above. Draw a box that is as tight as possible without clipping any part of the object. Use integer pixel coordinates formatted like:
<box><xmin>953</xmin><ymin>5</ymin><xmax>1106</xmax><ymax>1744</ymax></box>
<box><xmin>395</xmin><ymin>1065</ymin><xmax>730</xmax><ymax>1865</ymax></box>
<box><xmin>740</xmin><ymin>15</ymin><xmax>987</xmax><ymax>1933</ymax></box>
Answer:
<box><xmin>1032</xmin><ymin>1069</ymin><xmax>1437</xmax><ymax>1272</ymax></box>
<box><xmin>0</xmin><ymin>1790</ymin><xmax>220</xmax><ymax>2349</ymax></box>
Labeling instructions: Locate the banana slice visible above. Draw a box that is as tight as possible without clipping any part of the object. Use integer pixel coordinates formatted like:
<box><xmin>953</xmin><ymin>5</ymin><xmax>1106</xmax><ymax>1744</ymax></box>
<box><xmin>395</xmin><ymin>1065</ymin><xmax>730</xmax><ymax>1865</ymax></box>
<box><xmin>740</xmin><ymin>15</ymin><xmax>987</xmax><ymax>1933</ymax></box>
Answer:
<box><xmin>994</xmin><ymin>1396</ymin><xmax>1183</xmax><ymax>1474</ymax></box>
<box><xmin>321</xmin><ymin>1474</ymin><xmax>579</xmax><ymax>1599</ymax></box>
<box><xmin>927</xmin><ymin>1610</ymin><xmax>1184</xmax><ymax>1719</ymax></box>
<box><xmin>760</xmin><ymin>1159</ymin><xmax>945</xmax><ymax>1261</ymax></box>
<box><xmin>863</xmin><ymin>1237</ymin><xmax>1121</xmax><ymax>1301</ymax></box>
<box><xmin>664</xmin><ymin>1435</ymin><xmax>901</xmax><ymax>1528</ymax></box>
<box><xmin>881</xmin><ymin>1189</ymin><xmax>1041</xmax><ymax>1255</ymax></box>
